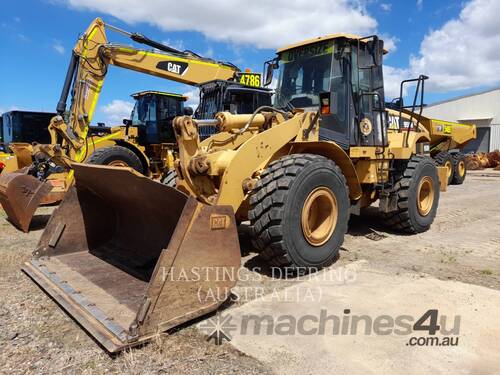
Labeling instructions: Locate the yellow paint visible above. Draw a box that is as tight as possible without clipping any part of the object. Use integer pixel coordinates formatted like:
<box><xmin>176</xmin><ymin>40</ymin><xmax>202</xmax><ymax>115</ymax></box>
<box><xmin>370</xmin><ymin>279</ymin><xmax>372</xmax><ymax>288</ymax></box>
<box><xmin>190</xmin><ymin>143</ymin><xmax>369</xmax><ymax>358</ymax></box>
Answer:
<box><xmin>88</xmin><ymin>79</ymin><xmax>104</xmax><ymax>123</ymax></box>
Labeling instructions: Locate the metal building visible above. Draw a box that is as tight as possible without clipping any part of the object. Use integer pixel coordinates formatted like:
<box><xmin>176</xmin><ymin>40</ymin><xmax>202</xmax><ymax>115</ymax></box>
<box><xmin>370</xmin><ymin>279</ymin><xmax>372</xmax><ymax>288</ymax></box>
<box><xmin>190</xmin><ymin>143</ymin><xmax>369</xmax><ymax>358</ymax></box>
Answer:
<box><xmin>423</xmin><ymin>87</ymin><xmax>500</xmax><ymax>153</ymax></box>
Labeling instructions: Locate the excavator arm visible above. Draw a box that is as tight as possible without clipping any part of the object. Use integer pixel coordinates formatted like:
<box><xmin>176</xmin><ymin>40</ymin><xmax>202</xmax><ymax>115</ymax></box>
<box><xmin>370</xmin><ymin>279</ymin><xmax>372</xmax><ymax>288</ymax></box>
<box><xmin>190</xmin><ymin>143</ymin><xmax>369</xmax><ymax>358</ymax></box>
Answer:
<box><xmin>54</xmin><ymin>17</ymin><xmax>239</xmax><ymax>163</ymax></box>
<box><xmin>0</xmin><ymin>17</ymin><xmax>240</xmax><ymax>232</ymax></box>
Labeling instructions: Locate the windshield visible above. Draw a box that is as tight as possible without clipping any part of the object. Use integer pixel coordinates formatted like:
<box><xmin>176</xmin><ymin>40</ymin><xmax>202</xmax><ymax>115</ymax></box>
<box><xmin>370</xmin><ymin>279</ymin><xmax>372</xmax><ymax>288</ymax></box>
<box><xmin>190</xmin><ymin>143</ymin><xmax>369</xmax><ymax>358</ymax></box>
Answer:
<box><xmin>274</xmin><ymin>41</ymin><xmax>333</xmax><ymax>109</ymax></box>
<box><xmin>131</xmin><ymin>96</ymin><xmax>156</xmax><ymax>126</ymax></box>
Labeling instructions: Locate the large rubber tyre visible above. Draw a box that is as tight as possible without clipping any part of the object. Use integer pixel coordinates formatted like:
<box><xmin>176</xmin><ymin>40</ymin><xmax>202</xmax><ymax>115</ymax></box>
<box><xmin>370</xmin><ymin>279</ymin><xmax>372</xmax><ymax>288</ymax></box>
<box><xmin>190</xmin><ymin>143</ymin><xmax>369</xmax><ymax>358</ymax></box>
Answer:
<box><xmin>384</xmin><ymin>155</ymin><xmax>440</xmax><ymax>234</ymax></box>
<box><xmin>162</xmin><ymin>169</ymin><xmax>177</xmax><ymax>187</ymax></box>
<box><xmin>87</xmin><ymin>145</ymin><xmax>143</xmax><ymax>174</ymax></box>
<box><xmin>433</xmin><ymin>151</ymin><xmax>453</xmax><ymax>185</ymax></box>
<box><xmin>451</xmin><ymin>152</ymin><xmax>466</xmax><ymax>185</ymax></box>
<box><xmin>248</xmin><ymin>154</ymin><xmax>350</xmax><ymax>269</ymax></box>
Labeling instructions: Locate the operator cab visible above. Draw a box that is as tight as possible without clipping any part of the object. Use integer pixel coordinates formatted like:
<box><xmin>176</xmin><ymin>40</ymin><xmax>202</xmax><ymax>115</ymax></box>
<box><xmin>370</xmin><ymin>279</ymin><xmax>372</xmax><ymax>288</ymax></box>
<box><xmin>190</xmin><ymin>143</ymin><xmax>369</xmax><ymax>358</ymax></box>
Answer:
<box><xmin>266</xmin><ymin>34</ymin><xmax>388</xmax><ymax>150</ymax></box>
<box><xmin>195</xmin><ymin>79</ymin><xmax>273</xmax><ymax>139</ymax></box>
<box><xmin>129</xmin><ymin>91</ymin><xmax>192</xmax><ymax>145</ymax></box>
<box><xmin>195</xmin><ymin>79</ymin><xmax>272</xmax><ymax>119</ymax></box>
<box><xmin>1</xmin><ymin>111</ymin><xmax>53</xmax><ymax>146</ymax></box>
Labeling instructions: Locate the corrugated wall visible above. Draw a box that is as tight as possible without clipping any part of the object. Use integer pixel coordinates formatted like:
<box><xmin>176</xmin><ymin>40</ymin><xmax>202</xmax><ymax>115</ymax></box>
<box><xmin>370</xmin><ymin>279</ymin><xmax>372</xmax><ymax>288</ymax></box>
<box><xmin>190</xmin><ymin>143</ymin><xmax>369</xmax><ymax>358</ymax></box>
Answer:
<box><xmin>490</xmin><ymin>124</ymin><xmax>500</xmax><ymax>151</ymax></box>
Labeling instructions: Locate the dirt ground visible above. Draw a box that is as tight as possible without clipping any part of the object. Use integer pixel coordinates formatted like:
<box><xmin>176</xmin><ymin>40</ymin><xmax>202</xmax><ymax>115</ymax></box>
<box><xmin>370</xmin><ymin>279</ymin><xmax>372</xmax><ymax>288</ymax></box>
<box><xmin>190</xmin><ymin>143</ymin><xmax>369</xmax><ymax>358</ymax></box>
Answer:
<box><xmin>0</xmin><ymin>169</ymin><xmax>499</xmax><ymax>374</ymax></box>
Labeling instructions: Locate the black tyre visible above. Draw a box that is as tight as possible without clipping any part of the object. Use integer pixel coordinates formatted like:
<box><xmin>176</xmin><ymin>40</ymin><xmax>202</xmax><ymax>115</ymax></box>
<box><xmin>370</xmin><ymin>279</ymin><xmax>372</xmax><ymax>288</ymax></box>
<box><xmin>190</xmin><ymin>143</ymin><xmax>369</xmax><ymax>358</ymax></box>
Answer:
<box><xmin>87</xmin><ymin>145</ymin><xmax>143</xmax><ymax>174</ymax></box>
<box><xmin>451</xmin><ymin>152</ymin><xmax>466</xmax><ymax>185</ymax></box>
<box><xmin>384</xmin><ymin>155</ymin><xmax>440</xmax><ymax>234</ymax></box>
<box><xmin>162</xmin><ymin>169</ymin><xmax>177</xmax><ymax>187</ymax></box>
<box><xmin>433</xmin><ymin>151</ymin><xmax>453</xmax><ymax>185</ymax></box>
<box><xmin>248</xmin><ymin>154</ymin><xmax>350</xmax><ymax>269</ymax></box>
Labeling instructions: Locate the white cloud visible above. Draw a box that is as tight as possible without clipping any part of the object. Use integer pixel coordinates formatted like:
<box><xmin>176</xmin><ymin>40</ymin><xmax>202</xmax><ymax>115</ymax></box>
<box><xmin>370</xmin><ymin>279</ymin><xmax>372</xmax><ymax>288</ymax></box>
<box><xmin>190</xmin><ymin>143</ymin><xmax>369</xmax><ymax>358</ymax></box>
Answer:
<box><xmin>407</xmin><ymin>0</ymin><xmax>500</xmax><ymax>92</ymax></box>
<box><xmin>383</xmin><ymin>65</ymin><xmax>411</xmax><ymax>99</ymax></box>
<box><xmin>416</xmin><ymin>0</ymin><xmax>423</xmax><ymax>11</ymax></box>
<box><xmin>380</xmin><ymin>3</ymin><xmax>391</xmax><ymax>12</ymax></box>
<box><xmin>183</xmin><ymin>88</ymin><xmax>200</xmax><ymax>109</ymax></box>
<box><xmin>53</xmin><ymin>41</ymin><xmax>65</xmax><ymax>54</ymax></box>
<box><xmin>100</xmin><ymin>100</ymin><xmax>134</xmax><ymax>124</ymax></box>
<box><xmin>63</xmin><ymin>0</ymin><xmax>378</xmax><ymax>49</ymax></box>
<box><xmin>381</xmin><ymin>34</ymin><xmax>398</xmax><ymax>53</ymax></box>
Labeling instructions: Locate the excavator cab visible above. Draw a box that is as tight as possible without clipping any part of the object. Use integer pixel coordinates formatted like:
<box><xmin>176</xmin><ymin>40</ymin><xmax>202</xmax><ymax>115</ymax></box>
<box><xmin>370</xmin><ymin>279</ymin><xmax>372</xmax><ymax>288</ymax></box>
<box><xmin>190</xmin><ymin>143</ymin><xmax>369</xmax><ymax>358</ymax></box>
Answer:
<box><xmin>129</xmin><ymin>91</ymin><xmax>190</xmax><ymax>145</ymax></box>
<box><xmin>195</xmin><ymin>80</ymin><xmax>272</xmax><ymax>139</ymax></box>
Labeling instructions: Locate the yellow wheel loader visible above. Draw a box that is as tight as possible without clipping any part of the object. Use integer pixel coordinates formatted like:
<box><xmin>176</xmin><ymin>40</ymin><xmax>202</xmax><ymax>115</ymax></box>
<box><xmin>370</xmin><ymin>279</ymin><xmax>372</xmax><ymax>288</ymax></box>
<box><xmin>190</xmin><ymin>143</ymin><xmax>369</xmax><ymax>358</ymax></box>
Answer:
<box><xmin>0</xmin><ymin>18</ymin><xmax>270</xmax><ymax>232</ymax></box>
<box><xmin>23</xmin><ymin>34</ymin><xmax>449</xmax><ymax>352</ymax></box>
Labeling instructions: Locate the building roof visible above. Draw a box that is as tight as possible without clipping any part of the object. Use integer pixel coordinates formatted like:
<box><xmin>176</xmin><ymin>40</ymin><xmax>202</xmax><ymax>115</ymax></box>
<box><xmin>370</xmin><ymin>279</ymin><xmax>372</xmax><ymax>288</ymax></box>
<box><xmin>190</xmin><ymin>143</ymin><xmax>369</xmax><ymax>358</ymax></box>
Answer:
<box><xmin>277</xmin><ymin>33</ymin><xmax>389</xmax><ymax>54</ymax></box>
<box><xmin>426</xmin><ymin>86</ymin><xmax>500</xmax><ymax>108</ymax></box>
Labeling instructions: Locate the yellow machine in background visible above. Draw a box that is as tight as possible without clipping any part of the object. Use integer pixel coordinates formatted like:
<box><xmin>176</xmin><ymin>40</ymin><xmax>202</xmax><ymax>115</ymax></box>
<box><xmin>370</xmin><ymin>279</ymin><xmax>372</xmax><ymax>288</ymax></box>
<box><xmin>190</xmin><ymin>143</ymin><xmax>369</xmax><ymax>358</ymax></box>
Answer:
<box><xmin>0</xmin><ymin>18</ymin><xmax>251</xmax><ymax>232</ymax></box>
<box><xmin>424</xmin><ymin>117</ymin><xmax>475</xmax><ymax>185</ymax></box>
<box><xmin>387</xmin><ymin>109</ymin><xmax>476</xmax><ymax>185</ymax></box>
<box><xmin>0</xmin><ymin>150</ymin><xmax>21</xmax><ymax>174</ymax></box>
<box><xmin>25</xmin><ymin>33</ymin><xmax>455</xmax><ymax>352</ymax></box>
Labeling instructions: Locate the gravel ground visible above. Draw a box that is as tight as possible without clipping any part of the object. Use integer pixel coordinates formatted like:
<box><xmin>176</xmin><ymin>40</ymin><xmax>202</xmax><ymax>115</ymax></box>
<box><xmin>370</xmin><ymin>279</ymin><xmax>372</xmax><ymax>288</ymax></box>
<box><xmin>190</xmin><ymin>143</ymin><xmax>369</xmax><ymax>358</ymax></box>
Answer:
<box><xmin>0</xmin><ymin>169</ymin><xmax>498</xmax><ymax>374</ymax></box>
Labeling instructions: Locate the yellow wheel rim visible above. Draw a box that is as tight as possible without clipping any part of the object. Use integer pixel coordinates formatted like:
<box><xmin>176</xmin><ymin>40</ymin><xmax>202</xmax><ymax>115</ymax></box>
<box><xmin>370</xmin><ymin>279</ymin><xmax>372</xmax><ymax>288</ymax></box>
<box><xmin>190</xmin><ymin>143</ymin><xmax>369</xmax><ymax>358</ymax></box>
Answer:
<box><xmin>458</xmin><ymin>160</ymin><xmax>465</xmax><ymax>177</ymax></box>
<box><xmin>417</xmin><ymin>176</ymin><xmax>435</xmax><ymax>216</ymax></box>
<box><xmin>445</xmin><ymin>160</ymin><xmax>452</xmax><ymax>178</ymax></box>
<box><xmin>108</xmin><ymin>160</ymin><xmax>129</xmax><ymax>167</ymax></box>
<box><xmin>301</xmin><ymin>187</ymin><xmax>338</xmax><ymax>246</ymax></box>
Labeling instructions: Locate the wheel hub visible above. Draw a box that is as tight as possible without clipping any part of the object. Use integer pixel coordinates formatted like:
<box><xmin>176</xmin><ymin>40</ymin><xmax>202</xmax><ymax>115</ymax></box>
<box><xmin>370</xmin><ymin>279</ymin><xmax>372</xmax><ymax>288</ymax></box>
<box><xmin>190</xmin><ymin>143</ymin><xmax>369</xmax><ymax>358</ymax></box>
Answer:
<box><xmin>458</xmin><ymin>160</ymin><xmax>465</xmax><ymax>177</ymax></box>
<box><xmin>301</xmin><ymin>187</ymin><xmax>338</xmax><ymax>246</ymax></box>
<box><xmin>108</xmin><ymin>160</ymin><xmax>129</xmax><ymax>167</ymax></box>
<box><xmin>417</xmin><ymin>176</ymin><xmax>434</xmax><ymax>216</ymax></box>
<box><xmin>445</xmin><ymin>160</ymin><xmax>452</xmax><ymax>178</ymax></box>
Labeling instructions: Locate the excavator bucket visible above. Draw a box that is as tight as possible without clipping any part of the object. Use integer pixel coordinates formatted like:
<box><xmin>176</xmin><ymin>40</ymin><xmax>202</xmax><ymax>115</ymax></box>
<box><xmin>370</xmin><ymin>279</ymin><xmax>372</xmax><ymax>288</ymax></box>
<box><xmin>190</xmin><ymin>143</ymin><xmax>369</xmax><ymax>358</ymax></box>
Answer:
<box><xmin>0</xmin><ymin>169</ymin><xmax>53</xmax><ymax>232</ymax></box>
<box><xmin>22</xmin><ymin>164</ymin><xmax>241</xmax><ymax>353</ymax></box>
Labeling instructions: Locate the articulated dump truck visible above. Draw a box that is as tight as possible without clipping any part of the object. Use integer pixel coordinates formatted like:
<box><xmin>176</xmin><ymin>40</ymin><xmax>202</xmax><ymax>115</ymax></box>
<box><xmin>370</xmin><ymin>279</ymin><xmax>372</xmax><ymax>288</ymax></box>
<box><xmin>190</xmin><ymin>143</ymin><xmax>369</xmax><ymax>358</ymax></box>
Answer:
<box><xmin>424</xmin><ymin>117</ymin><xmax>475</xmax><ymax>185</ymax></box>
<box><xmin>23</xmin><ymin>33</ymin><xmax>463</xmax><ymax>352</ymax></box>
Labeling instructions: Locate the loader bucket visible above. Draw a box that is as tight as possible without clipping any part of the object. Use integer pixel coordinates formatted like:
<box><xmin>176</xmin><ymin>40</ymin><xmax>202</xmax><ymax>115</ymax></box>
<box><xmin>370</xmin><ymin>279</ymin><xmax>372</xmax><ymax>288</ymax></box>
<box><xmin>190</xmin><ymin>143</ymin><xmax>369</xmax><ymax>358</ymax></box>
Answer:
<box><xmin>0</xmin><ymin>169</ymin><xmax>53</xmax><ymax>232</ymax></box>
<box><xmin>22</xmin><ymin>164</ymin><xmax>241</xmax><ymax>353</ymax></box>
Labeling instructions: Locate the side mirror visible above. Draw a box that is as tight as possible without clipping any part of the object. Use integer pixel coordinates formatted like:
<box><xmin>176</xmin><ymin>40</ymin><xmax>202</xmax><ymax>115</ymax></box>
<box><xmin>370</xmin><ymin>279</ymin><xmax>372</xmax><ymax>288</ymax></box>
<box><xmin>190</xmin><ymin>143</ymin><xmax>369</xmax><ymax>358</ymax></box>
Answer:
<box><xmin>123</xmin><ymin>118</ymin><xmax>132</xmax><ymax>126</ymax></box>
<box><xmin>263</xmin><ymin>58</ymin><xmax>278</xmax><ymax>87</ymax></box>
<box><xmin>183</xmin><ymin>107</ymin><xmax>194</xmax><ymax>116</ymax></box>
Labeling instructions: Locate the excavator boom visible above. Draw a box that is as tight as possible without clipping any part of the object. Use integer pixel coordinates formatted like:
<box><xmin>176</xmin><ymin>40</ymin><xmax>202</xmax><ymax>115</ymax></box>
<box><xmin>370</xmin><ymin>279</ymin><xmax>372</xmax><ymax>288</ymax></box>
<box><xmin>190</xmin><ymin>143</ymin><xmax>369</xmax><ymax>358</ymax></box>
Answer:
<box><xmin>0</xmin><ymin>17</ymin><xmax>240</xmax><ymax>231</ymax></box>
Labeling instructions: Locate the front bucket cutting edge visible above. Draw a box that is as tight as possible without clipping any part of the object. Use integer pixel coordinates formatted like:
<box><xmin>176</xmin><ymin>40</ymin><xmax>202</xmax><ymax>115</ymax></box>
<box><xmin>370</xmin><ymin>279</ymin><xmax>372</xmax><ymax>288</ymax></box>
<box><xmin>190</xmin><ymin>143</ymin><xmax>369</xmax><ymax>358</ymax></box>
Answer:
<box><xmin>0</xmin><ymin>170</ymin><xmax>53</xmax><ymax>232</ymax></box>
<box><xmin>22</xmin><ymin>164</ymin><xmax>241</xmax><ymax>352</ymax></box>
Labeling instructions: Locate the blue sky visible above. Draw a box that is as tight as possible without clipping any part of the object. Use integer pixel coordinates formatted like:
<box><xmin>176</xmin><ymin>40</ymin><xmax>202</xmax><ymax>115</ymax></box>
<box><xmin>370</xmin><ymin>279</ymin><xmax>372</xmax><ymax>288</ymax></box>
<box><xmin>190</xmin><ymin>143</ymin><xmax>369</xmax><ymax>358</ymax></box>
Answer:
<box><xmin>0</xmin><ymin>0</ymin><xmax>497</xmax><ymax>124</ymax></box>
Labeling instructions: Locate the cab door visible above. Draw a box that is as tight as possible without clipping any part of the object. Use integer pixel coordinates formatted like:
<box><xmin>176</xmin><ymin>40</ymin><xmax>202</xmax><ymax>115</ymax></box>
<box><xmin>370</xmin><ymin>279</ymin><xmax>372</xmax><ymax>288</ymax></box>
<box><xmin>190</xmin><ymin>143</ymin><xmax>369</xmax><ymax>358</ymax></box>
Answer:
<box><xmin>351</xmin><ymin>42</ymin><xmax>387</xmax><ymax>148</ymax></box>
